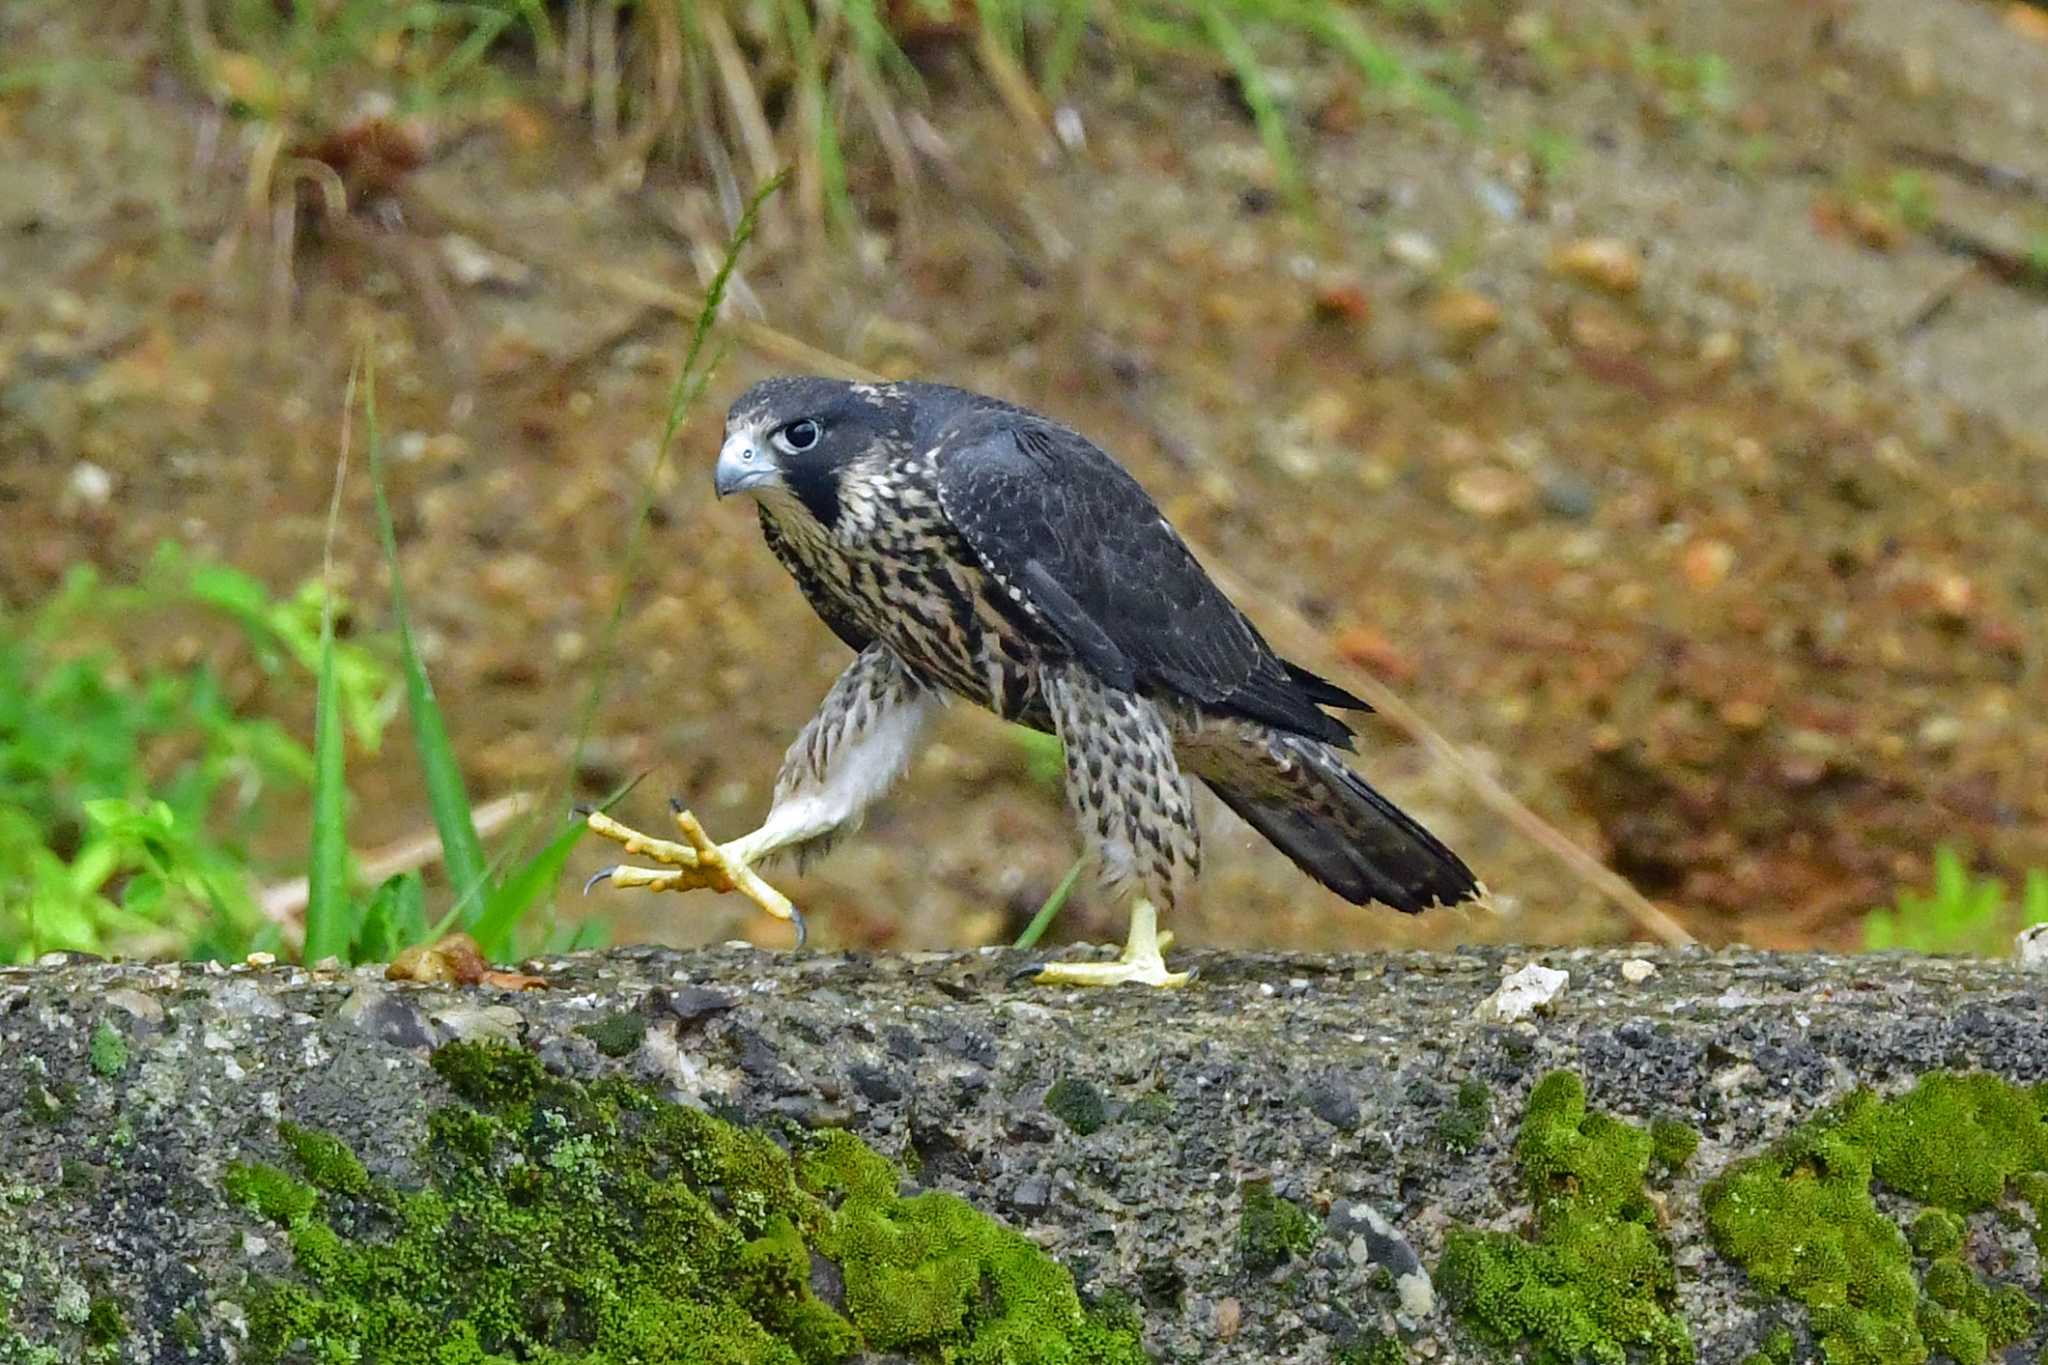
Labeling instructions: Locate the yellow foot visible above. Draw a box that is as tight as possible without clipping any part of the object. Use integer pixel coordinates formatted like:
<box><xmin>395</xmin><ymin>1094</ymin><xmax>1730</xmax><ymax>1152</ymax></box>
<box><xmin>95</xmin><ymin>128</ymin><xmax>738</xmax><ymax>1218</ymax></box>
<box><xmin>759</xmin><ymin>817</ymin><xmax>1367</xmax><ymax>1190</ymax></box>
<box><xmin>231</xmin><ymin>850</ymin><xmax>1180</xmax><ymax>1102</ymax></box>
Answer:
<box><xmin>1031</xmin><ymin>951</ymin><xmax>1191</xmax><ymax>989</ymax></box>
<box><xmin>1030</xmin><ymin>901</ymin><xmax>1191</xmax><ymax>988</ymax></box>
<box><xmin>582</xmin><ymin>802</ymin><xmax>805</xmax><ymax>947</ymax></box>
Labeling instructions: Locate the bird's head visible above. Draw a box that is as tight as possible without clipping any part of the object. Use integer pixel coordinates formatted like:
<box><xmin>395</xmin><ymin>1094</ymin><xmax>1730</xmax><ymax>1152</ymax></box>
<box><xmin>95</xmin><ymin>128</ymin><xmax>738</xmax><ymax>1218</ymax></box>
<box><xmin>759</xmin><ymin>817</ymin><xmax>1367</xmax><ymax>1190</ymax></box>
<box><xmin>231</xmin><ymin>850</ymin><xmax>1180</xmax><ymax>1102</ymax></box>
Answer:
<box><xmin>716</xmin><ymin>376</ymin><xmax>915</xmax><ymax>527</ymax></box>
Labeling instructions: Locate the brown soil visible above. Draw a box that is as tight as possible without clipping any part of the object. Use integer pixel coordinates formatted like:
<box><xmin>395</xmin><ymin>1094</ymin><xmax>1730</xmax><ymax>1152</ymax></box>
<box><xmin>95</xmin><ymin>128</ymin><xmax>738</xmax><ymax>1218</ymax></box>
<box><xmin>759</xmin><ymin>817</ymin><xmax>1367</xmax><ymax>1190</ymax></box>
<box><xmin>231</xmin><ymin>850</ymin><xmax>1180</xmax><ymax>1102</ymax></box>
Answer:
<box><xmin>3</xmin><ymin>1</ymin><xmax>2045</xmax><ymax>960</ymax></box>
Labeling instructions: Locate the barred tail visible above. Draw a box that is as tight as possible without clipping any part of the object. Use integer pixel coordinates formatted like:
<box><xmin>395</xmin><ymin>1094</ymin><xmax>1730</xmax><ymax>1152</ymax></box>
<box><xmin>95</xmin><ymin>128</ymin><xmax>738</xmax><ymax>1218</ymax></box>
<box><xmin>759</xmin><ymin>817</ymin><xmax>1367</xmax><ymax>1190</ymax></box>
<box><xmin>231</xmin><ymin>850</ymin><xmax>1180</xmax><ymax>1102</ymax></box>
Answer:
<box><xmin>1196</xmin><ymin>734</ymin><xmax>1481</xmax><ymax>913</ymax></box>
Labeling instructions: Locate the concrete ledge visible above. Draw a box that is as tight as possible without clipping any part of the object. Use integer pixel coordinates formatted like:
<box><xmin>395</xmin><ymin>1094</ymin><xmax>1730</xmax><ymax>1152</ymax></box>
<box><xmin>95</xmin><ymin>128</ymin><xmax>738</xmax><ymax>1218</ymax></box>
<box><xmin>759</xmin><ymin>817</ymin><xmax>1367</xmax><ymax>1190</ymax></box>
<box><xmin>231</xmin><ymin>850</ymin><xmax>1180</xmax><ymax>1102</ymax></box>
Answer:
<box><xmin>5</xmin><ymin>945</ymin><xmax>2047</xmax><ymax>1362</ymax></box>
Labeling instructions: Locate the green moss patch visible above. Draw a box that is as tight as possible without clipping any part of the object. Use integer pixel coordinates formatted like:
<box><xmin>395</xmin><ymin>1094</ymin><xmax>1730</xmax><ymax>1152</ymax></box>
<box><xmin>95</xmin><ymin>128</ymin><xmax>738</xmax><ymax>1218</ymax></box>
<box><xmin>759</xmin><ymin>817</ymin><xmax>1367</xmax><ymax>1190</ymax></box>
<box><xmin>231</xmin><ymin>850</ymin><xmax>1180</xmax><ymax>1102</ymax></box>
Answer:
<box><xmin>1437</xmin><ymin>1078</ymin><xmax>1492</xmax><ymax>1156</ymax></box>
<box><xmin>220</xmin><ymin>1040</ymin><xmax>1147</xmax><ymax>1364</ymax></box>
<box><xmin>574</xmin><ymin>1010</ymin><xmax>647</xmax><ymax>1059</ymax></box>
<box><xmin>1237</xmin><ymin>1180</ymin><xmax>1319</xmax><ymax>1274</ymax></box>
<box><xmin>1043</xmin><ymin>1077</ymin><xmax>1108</xmax><ymax>1136</ymax></box>
<box><xmin>1705</xmin><ymin>1071</ymin><xmax>2048</xmax><ymax>1365</ymax></box>
<box><xmin>1739</xmin><ymin>1324</ymin><xmax>1797</xmax><ymax>1365</ymax></box>
<box><xmin>1437</xmin><ymin>1071</ymin><xmax>1693</xmax><ymax>1365</ymax></box>
<box><xmin>1650</xmin><ymin>1119</ymin><xmax>1699</xmax><ymax>1173</ymax></box>
<box><xmin>88</xmin><ymin>1021</ymin><xmax>128</xmax><ymax>1078</ymax></box>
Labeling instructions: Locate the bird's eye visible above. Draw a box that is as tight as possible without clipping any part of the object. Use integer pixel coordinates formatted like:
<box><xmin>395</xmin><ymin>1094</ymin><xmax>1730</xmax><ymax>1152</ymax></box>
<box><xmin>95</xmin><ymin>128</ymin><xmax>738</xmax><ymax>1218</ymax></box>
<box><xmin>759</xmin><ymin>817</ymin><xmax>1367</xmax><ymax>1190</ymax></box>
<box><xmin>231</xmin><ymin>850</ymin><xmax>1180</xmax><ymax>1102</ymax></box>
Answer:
<box><xmin>775</xmin><ymin>419</ymin><xmax>822</xmax><ymax>454</ymax></box>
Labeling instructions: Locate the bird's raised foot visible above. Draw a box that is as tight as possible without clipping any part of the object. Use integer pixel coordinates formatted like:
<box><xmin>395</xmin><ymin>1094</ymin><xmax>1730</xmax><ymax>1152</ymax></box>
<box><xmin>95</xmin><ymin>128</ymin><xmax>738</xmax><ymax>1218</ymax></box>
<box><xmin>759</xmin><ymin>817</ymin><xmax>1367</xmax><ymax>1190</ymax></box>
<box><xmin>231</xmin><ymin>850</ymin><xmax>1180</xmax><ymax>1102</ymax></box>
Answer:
<box><xmin>582</xmin><ymin>805</ymin><xmax>806</xmax><ymax>947</ymax></box>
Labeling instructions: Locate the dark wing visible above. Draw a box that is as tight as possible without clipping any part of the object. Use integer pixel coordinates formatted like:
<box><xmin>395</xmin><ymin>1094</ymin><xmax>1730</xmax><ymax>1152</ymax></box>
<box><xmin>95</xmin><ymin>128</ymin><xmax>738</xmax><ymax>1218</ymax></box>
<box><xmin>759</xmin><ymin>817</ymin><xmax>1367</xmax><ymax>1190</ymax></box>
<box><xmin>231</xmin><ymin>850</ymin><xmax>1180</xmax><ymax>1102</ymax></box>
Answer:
<box><xmin>759</xmin><ymin>509</ymin><xmax>873</xmax><ymax>655</ymax></box>
<box><xmin>931</xmin><ymin>409</ymin><xmax>1362</xmax><ymax>747</ymax></box>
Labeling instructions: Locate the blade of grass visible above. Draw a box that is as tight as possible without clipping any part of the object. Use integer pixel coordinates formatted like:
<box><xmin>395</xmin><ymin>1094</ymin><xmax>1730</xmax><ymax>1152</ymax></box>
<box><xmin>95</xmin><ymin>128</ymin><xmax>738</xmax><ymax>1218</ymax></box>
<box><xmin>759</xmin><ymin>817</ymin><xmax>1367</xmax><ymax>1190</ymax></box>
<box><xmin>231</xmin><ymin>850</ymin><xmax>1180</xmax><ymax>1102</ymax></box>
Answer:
<box><xmin>304</xmin><ymin>361</ymin><xmax>361</xmax><ymax>965</ymax></box>
<box><xmin>428</xmin><ymin>775</ymin><xmax>642</xmax><ymax>949</ymax></box>
<box><xmin>469</xmin><ymin>817</ymin><xmax>588</xmax><ymax>958</ymax></box>
<box><xmin>1200</xmin><ymin>0</ymin><xmax>1308</xmax><ymax>214</ymax></box>
<box><xmin>361</xmin><ymin>345</ymin><xmax>494</xmax><ymax>918</ymax></box>
<box><xmin>568</xmin><ymin>169</ymin><xmax>788</xmax><ymax>776</ymax></box>
<box><xmin>1013</xmin><ymin>854</ymin><xmax>1087</xmax><ymax>951</ymax></box>
<box><xmin>1040</xmin><ymin>0</ymin><xmax>1094</xmax><ymax>97</ymax></box>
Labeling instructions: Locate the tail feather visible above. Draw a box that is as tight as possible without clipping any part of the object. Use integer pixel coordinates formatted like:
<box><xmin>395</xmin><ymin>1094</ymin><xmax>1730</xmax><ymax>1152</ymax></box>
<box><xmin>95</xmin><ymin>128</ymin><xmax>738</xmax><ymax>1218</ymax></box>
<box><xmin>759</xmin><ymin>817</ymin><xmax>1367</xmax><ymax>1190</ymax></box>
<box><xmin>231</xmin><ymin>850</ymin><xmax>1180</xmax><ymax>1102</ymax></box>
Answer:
<box><xmin>1197</xmin><ymin>735</ymin><xmax>1480</xmax><ymax>913</ymax></box>
<box><xmin>1283</xmin><ymin>660</ymin><xmax>1372</xmax><ymax>715</ymax></box>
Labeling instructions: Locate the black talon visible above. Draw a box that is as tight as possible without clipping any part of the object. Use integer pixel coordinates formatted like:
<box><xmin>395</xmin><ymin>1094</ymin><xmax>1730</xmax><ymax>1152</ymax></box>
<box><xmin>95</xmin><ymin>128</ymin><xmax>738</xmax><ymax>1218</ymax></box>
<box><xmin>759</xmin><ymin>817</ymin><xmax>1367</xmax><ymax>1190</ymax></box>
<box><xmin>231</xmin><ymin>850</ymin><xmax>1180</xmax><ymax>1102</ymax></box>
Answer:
<box><xmin>571</xmin><ymin>802</ymin><xmax>595</xmax><ymax>818</ymax></box>
<box><xmin>583</xmin><ymin>867</ymin><xmax>618</xmax><ymax>895</ymax></box>
<box><xmin>668</xmin><ymin>796</ymin><xmax>686</xmax><ymax>814</ymax></box>
<box><xmin>787</xmin><ymin>904</ymin><xmax>808</xmax><ymax>951</ymax></box>
<box><xmin>1011</xmin><ymin>961</ymin><xmax>1049</xmax><ymax>983</ymax></box>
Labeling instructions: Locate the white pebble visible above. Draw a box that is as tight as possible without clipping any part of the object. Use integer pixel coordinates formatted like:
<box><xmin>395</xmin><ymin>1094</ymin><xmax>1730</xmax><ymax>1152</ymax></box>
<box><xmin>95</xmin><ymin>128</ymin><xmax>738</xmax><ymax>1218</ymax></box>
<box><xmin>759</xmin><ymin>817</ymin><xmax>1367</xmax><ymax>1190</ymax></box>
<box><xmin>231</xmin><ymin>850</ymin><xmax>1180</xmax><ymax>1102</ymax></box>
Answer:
<box><xmin>1474</xmin><ymin>962</ymin><xmax>1569</xmax><ymax>1023</ymax></box>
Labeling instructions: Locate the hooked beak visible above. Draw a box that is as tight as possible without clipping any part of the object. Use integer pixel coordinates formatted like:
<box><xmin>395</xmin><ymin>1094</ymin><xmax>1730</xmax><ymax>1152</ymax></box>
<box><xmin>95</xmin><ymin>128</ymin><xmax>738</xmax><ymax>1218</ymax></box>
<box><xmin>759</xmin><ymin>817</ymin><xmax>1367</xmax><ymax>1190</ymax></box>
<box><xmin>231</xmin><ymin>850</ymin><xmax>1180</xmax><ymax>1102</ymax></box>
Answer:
<box><xmin>714</xmin><ymin>430</ymin><xmax>780</xmax><ymax>498</ymax></box>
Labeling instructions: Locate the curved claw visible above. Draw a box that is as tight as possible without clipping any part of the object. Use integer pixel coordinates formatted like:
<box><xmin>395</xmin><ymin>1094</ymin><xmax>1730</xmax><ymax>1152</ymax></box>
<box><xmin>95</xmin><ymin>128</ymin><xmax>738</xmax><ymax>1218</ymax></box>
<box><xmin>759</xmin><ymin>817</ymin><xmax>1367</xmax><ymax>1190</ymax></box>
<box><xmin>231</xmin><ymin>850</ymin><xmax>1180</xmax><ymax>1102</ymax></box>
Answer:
<box><xmin>668</xmin><ymin>795</ymin><xmax>687</xmax><ymax>814</ymax></box>
<box><xmin>570</xmin><ymin>802</ymin><xmax>595</xmax><ymax>818</ymax></box>
<box><xmin>787</xmin><ymin>903</ymin><xmax>808</xmax><ymax>951</ymax></box>
<box><xmin>582</xmin><ymin>867</ymin><xmax>617</xmax><ymax>895</ymax></box>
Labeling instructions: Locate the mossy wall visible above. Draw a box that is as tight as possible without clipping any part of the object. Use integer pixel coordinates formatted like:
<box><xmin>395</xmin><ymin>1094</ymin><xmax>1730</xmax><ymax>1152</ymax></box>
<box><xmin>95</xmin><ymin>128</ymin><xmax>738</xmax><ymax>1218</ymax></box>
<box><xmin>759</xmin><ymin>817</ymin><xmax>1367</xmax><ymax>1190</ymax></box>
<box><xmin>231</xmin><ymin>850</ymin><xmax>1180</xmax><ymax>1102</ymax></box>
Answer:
<box><xmin>221</xmin><ymin>1042</ymin><xmax>1146</xmax><ymax>1364</ymax></box>
<box><xmin>7</xmin><ymin>946</ymin><xmax>2048</xmax><ymax>1363</ymax></box>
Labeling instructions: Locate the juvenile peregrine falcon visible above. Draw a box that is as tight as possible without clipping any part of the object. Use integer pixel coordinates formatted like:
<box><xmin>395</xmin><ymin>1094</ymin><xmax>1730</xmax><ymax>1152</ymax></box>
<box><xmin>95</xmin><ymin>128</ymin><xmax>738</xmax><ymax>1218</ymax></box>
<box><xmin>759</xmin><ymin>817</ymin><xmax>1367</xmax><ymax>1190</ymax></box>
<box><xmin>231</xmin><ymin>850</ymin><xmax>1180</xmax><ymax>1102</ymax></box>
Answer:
<box><xmin>587</xmin><ymin>377</ymin><xmax>1482</xmax><ymax>986</ymax></box>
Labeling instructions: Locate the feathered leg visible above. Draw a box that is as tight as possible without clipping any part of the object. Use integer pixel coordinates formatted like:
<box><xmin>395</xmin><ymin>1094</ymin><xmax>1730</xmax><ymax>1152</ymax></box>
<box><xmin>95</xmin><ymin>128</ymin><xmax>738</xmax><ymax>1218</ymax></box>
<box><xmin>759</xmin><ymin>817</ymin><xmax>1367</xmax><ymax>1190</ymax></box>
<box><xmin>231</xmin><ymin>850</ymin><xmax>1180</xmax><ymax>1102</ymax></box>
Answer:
<box><xmin>587</xmin><ymin>644</ymin><xmax>939</xmax><ymax>940</ymax></box>
<box><xmin>1029</xmin><ymin>665</ymin><xmax>1198</xmax><ymax>988</ymax></box>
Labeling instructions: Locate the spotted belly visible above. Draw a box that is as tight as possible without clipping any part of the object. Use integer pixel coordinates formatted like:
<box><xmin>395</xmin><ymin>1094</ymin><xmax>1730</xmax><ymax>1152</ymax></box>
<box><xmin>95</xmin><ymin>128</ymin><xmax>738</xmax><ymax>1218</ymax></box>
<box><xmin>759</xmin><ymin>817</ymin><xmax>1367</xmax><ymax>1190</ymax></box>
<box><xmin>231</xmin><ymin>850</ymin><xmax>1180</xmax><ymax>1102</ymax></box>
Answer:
<box><xmin>864</xmin><ymin>569</ymin><xmax>1051</xmax><ymax>727</ymax></box>
<box><xmin>773</xmin><ymin>519</ymin><xmax>1055</xmax><ymax>727</ymax></box>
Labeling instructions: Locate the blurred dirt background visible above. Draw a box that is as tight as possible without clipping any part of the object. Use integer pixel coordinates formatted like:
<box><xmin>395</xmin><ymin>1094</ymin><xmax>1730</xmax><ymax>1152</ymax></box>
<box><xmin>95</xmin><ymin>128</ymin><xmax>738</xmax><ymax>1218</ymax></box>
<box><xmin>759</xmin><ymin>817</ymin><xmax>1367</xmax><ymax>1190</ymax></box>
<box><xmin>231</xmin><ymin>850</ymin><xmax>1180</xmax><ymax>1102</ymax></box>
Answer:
<box><xmin>2</xmin><ymin>0</ymin><xmax>2045</xmax><ymax>959</ymax></box>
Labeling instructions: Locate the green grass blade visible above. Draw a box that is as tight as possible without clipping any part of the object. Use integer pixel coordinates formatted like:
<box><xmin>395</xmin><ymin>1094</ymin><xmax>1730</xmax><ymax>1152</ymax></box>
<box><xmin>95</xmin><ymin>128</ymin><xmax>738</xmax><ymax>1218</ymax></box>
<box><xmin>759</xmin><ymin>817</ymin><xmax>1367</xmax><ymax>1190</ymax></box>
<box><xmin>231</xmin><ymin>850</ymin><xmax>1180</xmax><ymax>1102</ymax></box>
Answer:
<box><xmin>2023</xmin><ymin>869</ymin><xmax>2048</xmax><ymax>927</ymax></box>
<box><xmin>1200</xmin><ymin>1</ymin><xmax>1308</xmax><ymax>214</ymax></box>
<box><xmin>305</xmin><ymin>600</ymin><xmax>351</xmax><ymax>962</ymax></box>
<box><xmin>1013</xmin><ymin>855</ymin><xmax>1087</xmax><ymax>951</ymax></box>
<box><xmin>470</xmin><ymin>817</ymin><xmax>588</xmax><ymax>959</ymax></box>
<box><xmin>1040</xmin><ymin>0</ymin><xmax>1093</xmax><ymax>97</ymax></box>
<box><xmin>304</xmin><ymin>362</ymin><xmax>360</xmax><ymax>966</ymax></box>
<box><xmin>355</xmin><ymin>871</ymin><xmax>425</xmax><ymax>963</ymax></box>
<box><xmin>568</xmin><ymin>170</ymin><xmax>788</xmax><ymax>775</ymax></box>
<box><xmin>361</xmin><ymin>346</ymin><xmax>493</xmax><ymax>918</ymax></box>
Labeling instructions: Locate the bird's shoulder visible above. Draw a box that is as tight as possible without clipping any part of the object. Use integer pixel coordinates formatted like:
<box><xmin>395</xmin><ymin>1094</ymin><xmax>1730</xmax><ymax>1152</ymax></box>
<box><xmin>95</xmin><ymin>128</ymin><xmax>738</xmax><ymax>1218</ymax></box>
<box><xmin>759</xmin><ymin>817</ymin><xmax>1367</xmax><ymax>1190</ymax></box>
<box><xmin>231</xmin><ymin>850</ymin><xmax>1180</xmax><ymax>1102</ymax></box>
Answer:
<box><xmin>919</xmin><ymin>399</ymin><xmax>1354</xmax><ymax>743</ymax></box>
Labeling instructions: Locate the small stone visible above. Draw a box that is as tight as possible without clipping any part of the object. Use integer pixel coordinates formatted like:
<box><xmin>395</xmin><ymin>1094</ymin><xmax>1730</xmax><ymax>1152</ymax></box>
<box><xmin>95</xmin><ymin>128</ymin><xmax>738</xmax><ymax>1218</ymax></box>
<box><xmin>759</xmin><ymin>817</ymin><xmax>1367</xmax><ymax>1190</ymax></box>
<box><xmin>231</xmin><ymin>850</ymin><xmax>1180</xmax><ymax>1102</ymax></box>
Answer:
<box><xmin>1295</xmin><ymin>389</ymin><xmax>1356</xmax><ymax>445</ymax></box>
<box><xmin>1301</xmin><ymin>1078</ymin><xmax>1361</xmax><ymax>1132</ymax></box>
<box><xmin>849</xmin><ymin>1062</ymin><xmax>904</xmax><ymax>1105</ymax></box>
<box><xmin>1620</xmin><ymin>958</ymin><xmax>1659</xmax><ymax>984</ymax></box>
<box><xmin>1720</xmin><ymin>699</ymin><xmax>1768</xmax><ymax>731</ymax></box>
<box><xmin>1010</xmin><ymin>1175</ymin><xmax>1052</xmax><ymax>1218</ymax></box>
<box><xmin>61</xmin><ymin>462</ymin><xmax>113</xmax><ymax>515</ymax></box>
<box><xmin>1699</xmin><ymin>330</ymin><xmax>1742</xmax><ymax>369</ymax></box>
<box><xmin>1425</xmin><ymin>287</ymin><xmax>1502</xmax><ymax>353</ymax></box>
<box><xmin>2016</xmin><ymin>924</ymin><xmax>2048</xmax><ymax>970</ymax></box>
<box><xmin>429</xmin><ymin>1003</ymin><xmax>524</xmax><ymax>1045</ymax></box>
<box><xmin>1566</xmin><ymin>301</ymin><xmax>1648</xmax><ymax>355</ymax></box>
<box><xmin>1917</xmin><ymin>715</ymin><xmax>1963</xmax><ymax>750</ymax></box>
<box><xmin>651</xmin><ymin>986</ymin><xmax>741</xmax><ymax>1031</ymax></box>
<box><xmin>103</xmin><ymin>988</ymin><xmax>164</xmax><ymax>1026</ymax></box>
<box><xmin>1213</xmin><ymin>1297</ymin><xmax>1243</xmax><ymax>1341</ymax></box>
<box><xmin>1551</xmin><ymin>237</ymin><xmax>1643</xmax><ymax>294</ymax></box>
<box><xmin>1474</xmin><ymin>962</ymin><xmax>1569</xmax><ymax>1023</ymax></box>
<box><xmin>1540</xmin><ymin>472</ymin><xmax>1597</xmax><ymax>520</ymax></box>
<box><xmin>1052</xmin><ymin>105</ymin><xmax>1086</xmax><ymax>152</ymax></box>
<box><xmin>1449</xmin><ymin>466</ymin><xmax>1535</xmax><ymax>520</ymax></box>
<box><xmin>1312</xmin><ymin>280</ymin><xmax>1372</xmax><ymax>325</ymax></box>
<box><xmin>439</xmin><ymin>233</ymin><xmax>533</xmax><ymax>290</ymax></box>
<box><xmin>1681</xmin><ymin>538</ymin><xmax>1735</xmax><ymax>591</ymax></box>
<box><xmin>1386</xmin><ymin>231</ymin><xmax>1443</xmax><ymax>272</ymax></box>
<box><xmin>1929</xmin><ymin>570</ymin><xmax>1975</xmax><ymax>620</ymax></box>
